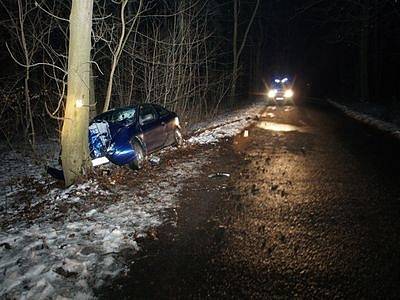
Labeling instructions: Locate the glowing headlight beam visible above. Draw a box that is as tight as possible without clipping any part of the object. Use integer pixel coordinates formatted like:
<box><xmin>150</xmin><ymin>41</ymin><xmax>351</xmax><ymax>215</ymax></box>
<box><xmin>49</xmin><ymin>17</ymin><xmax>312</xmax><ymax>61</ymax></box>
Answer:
<box><xmin>268</xmin><ymin>89</ymin><xmax>277</xmax><ymax>98</ymax></box>
<box><xmin>284</xmin><ymin>89</ymin><xmax>294</xmax><ymax>98</ymax></box>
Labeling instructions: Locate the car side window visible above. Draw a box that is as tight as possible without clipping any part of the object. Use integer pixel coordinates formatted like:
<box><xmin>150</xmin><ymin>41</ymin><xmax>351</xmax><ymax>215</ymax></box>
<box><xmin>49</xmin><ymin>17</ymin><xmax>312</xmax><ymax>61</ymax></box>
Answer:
<box><xmin>139</xmin><ymin>105</ymin><xmax>157</xmax><ymax>124</ymax></box>
<box><xmin>117</xmin><ymin>108</ymin><xmax>136</xmax><ymax>122</ymax></box>
<box><xmin>154</xmin><ymin>105</ymin><xmax>169</xmax><ymax>117</ymax></box>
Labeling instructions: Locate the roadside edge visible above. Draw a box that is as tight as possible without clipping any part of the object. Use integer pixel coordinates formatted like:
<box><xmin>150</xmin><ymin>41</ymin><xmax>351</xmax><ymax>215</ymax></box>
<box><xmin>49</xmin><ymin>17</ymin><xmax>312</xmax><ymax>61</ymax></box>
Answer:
<box><xmin>327</xmin><ymin>99</ymin><xmax>400</xmax><ymax>140</ymax></box>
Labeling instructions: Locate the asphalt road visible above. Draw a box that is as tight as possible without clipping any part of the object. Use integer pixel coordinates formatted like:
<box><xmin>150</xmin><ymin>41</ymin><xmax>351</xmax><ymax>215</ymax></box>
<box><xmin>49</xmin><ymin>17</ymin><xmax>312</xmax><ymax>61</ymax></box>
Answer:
<box><xmin>97</xmin><ymin>103</ymin><xmax>400</xmax><ymax>299</ymax></box>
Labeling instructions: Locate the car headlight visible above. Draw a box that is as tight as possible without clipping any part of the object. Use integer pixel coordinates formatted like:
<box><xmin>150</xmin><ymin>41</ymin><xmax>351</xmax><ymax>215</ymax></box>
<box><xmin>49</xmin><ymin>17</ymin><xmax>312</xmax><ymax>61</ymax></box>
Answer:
<box><xmin>267</xmin><ymin>89</ymin><xmax>277</xmax><ymax>98</ymax></box>
<box><xmin>284</xmin><ymin>89</ymin><xmax>294</xmax><ymax>98</ymax></box>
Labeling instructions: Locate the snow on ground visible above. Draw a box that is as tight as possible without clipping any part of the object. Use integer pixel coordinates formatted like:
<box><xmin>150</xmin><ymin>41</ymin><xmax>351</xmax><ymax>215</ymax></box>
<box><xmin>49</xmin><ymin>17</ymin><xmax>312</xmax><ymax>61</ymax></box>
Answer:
<box><xmin>0</xmin><ymin>140</ymin><xmax>60</xmax><ymax>224</ymax></box>
<box><xmin>328</xmin><ymin>100</ymin><xmax>400</xmax><ymax>140</ymax></box>
<box><xmin>0</xmin><ymin>101</ymin><xmax>265</xmax><ymax>299</ymax></box>
<box><xmin>0</xmin><ymin>140</ymin><xmax>59</xmax><ymax>186</ymax></box>
<box><xmin>187</xmin><ymin>102</ymin><xmax>265</xmax><ymax>145</ymax></box>
<box><xmin>1</xmin><ymin>160</ymin><xmax>206</xmax><ymax>299</ymax></box>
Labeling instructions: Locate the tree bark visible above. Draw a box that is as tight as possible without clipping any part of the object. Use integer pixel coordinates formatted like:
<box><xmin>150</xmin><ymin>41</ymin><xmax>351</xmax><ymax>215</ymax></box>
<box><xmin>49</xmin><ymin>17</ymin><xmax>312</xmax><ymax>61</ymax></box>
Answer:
<box><xmin>89</xmin><ymin>65</ymin><xmax>96</xmax><ymax>120</ymax></box>
<box><xmin>61</xmin><ymin>0</ymin><xmax>93</xmax><ymax>186</ymax></box>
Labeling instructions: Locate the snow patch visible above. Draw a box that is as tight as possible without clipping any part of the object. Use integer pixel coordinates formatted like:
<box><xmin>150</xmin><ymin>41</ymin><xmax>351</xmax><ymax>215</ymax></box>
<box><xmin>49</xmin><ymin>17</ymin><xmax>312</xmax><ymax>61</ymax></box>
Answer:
<box><xmin>0</xmin><ymin>159</ymin><xmax>208</xmax><ymax>299</ymax></box>
<box><xmin>187</xmin><ymin>102</ymin><xmax>264</xmax><ymax>145</ymax></box>
<box><xmin>328</xmin><ymin>100</ymin><xmax>400</xmax><ymax>140</ymax></box>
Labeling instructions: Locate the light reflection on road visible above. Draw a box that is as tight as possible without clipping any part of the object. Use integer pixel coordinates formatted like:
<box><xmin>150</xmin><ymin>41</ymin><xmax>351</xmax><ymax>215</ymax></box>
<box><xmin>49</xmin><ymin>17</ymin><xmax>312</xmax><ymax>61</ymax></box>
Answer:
<box><xmin>256</xmin><ymin>121</ymin><xmax>307</xmax><ymax>132</ymax></box>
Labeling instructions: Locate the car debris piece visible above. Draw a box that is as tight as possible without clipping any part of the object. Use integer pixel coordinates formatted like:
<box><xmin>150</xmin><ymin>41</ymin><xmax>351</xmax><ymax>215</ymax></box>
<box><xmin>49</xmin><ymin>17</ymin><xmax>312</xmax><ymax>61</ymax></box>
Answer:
<box><xmin>47</xmin><ymin>167</ymin><xmax>64</xmax><ymax>181</ymax></box>
<box><xmin>208</xmin><ymin>172</ymin><xmax>231</xmax><ymax>179</ymax></box>
<box><xmin>243</xmin><ymin>130</ymin><xmax>249</xmax><ymax>137</ymax></box>
<box><xmin>149</xmin><ymin>156</ymin><xmax>161</xmax><ymax>165</ymax></box>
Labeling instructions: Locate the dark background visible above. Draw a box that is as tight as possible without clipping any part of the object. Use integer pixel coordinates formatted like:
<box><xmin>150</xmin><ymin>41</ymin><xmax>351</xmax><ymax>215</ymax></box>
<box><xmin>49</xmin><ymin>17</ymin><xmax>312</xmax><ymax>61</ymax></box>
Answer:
<box><xmin>251</xmin><ymin>0</ymin><xmax>400</xmax><ymax>103</ymax></box>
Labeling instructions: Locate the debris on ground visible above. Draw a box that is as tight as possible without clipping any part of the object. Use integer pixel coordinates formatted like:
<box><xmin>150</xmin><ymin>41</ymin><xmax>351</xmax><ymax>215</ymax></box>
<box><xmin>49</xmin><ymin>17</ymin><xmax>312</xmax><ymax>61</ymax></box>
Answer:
<box><xmin>149</xmin><ymin>156</ymin><xmax>161</xmax><ymax>166</ymax></box>
<box><xmin>208</xmin><ymin>173</ymin><xmax>231</xmax><ymax>179</ymax></box>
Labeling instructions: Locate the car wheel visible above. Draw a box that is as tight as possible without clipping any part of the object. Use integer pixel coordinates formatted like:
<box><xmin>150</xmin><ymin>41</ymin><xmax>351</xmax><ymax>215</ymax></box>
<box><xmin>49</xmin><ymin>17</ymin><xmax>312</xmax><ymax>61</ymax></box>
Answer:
<box><xmin>129</xmin><ymin>140</ymin><xmax>145</xmax><ymax>170</ymax></box>
<box><xmin>174</xmin><ymin>128</ymin><xmax>183</xmax><ymax>146</ymax></box>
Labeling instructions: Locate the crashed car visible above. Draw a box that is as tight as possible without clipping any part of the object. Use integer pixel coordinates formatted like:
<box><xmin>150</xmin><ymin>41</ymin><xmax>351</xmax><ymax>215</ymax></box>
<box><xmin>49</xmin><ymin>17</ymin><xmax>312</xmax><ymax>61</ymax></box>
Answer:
<box><xmin>266</xmin><ymin>77</ymin><xmax>295</xmax><ymax>105</ymax></box>
<box><xmin>89</xmin><ymin>103</ymin><xmax>182</xmax><ymax>169</ymax></box>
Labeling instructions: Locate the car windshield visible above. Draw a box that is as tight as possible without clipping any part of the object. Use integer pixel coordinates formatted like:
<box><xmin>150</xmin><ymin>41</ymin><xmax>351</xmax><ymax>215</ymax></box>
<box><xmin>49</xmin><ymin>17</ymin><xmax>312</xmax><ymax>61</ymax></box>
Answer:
<box><xmin>271</xmin><ymin>77</ymin><xmax>291</xmax><ymax>90</ymax></box>
<box><xmin>94</xmin><ymin>107</ymin><xmax>136</xmax><ymax>124</ymax></box>
<box><xmin>272</xmin><ymin>82</ymin><xmax>291</xmax><ymax>90</ymax></box>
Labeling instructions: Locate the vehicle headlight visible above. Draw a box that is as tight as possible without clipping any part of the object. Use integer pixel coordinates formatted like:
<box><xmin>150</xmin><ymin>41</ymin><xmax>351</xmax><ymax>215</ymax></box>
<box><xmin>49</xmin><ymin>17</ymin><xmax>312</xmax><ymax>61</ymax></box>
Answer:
<box><xmin>267</xmin><ymin>89</ymin><xmax>277</xmax><ymax>98</ymax></box>
<box><xmin>284</xmin><ymin>89</ymin><xmax>294</xmax><ymax>98</ymax></box>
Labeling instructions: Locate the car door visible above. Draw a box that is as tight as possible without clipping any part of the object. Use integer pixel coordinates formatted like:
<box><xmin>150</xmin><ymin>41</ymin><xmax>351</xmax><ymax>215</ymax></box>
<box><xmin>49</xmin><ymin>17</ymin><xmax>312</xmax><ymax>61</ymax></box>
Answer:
<box><xmin>152</xmin><ymin>104</ymin><xmax>172</xmax><ymax>146</ymax></box>
<box><xmin>138</xmin><ymin>104</ymin><xmax>163</xmax><ymax>152</ymax></box>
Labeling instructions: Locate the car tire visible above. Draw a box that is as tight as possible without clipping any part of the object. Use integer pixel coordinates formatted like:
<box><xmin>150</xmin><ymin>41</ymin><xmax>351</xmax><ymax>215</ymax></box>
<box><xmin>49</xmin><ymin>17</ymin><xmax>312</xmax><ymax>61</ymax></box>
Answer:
<box><xmin>174</xmin><ymin>128</ymin><xmax>183</xmax><ymax>147</ymax></box>
<box><xmin>129</xmin><ymin>139</ymin><xmax>145</xmax><ymax>170</ymax></box>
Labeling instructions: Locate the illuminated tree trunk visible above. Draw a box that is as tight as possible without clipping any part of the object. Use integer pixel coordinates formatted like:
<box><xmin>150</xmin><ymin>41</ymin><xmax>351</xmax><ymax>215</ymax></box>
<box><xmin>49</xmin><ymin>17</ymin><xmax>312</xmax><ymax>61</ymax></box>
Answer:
<box><xmin>89</xmin><ymin>66</ymin><xmax>97</xmax><ymax>120</ymax></box>
<box><xmin>61</xmin><ymin>0</ymin><xmax>93</xmax><ymax>186</ymax></box>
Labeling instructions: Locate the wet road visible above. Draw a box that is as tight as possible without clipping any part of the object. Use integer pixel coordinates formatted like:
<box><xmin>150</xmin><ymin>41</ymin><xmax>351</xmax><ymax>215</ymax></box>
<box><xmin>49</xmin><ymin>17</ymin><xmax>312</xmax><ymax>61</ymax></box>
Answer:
<box><xmin>98</xmin><ymin>104</ymin><xmax>400</xmax><ymax>299</ymax></box>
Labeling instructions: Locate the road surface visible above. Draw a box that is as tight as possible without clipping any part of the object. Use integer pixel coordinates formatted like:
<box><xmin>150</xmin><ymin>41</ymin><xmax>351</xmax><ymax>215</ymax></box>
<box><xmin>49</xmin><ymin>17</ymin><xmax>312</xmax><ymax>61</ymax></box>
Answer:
<box><xmin>97</xmin><ymin>103</ymin><xmax>400</xmax><ymax>299</ymax></box>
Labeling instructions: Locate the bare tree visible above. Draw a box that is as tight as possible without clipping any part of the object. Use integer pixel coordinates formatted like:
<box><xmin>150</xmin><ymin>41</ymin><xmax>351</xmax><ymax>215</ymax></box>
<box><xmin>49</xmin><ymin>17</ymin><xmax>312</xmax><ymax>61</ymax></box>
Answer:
<box><xmin>230</xmin><ymin>0</ymin><xmax>260</xmax><ymax>102</ymax></box>
<box><xmin>102</xmin><ymin>0</ymin><xmax>144</xmax><ymax>112</ymax></box>
<box><xmin>0</xmin><ymin>0</ymin><xmax>44</xmax><ymax>147</ymax></box>
<box><xmin>61</xmin><ymin>0</ymin><xmax>93</xmax><ymax>186</ymax></box>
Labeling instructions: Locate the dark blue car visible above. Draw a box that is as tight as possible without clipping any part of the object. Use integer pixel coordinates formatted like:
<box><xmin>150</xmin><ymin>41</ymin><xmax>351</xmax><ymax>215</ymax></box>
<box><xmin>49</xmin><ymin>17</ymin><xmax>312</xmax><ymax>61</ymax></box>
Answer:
<box><xmin>89</xmin><ymin>103</ymin><xmax>182</xmax><ymax>169</ymax></box>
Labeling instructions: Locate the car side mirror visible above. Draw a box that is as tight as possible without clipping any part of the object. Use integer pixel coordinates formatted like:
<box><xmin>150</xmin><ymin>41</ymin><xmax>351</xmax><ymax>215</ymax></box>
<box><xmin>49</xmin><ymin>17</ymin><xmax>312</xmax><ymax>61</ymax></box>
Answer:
<box><xmin>140</xmin><ymin>114</ymin><xmax>153</xmax><ymax>125</ymax></box>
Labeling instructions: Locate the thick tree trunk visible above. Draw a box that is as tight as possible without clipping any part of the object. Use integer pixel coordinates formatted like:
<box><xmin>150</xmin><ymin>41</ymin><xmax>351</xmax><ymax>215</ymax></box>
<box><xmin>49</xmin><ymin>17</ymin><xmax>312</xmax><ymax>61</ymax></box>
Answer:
<box><xmin>61</xmin><ymin>0</ymin><xmax>93</xmax><ymax>186</ymax></box>
<box><xmin>89</xmin><ymin>66</ymin><xmax>97</xmax><ymax>120</ymax></box>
